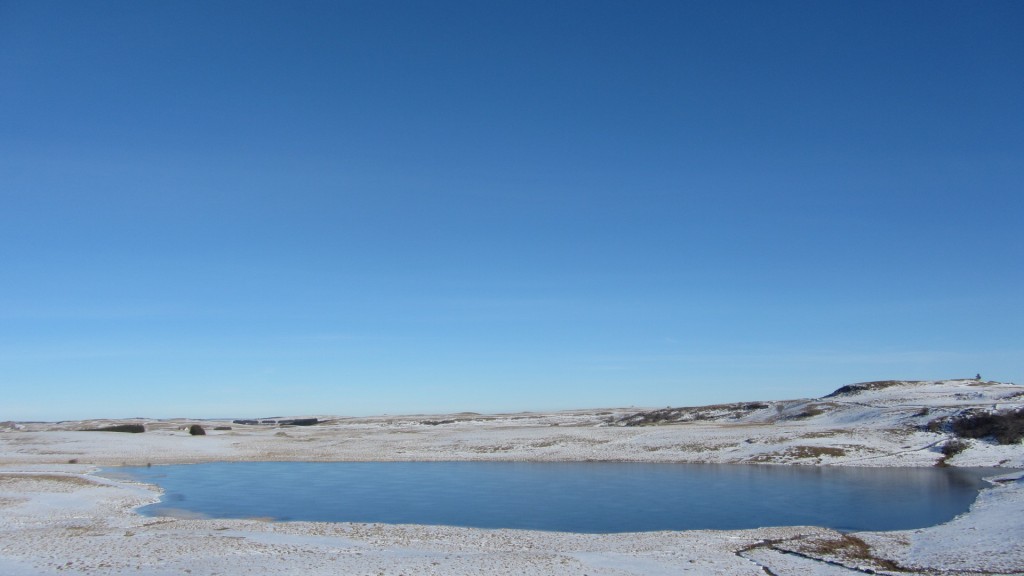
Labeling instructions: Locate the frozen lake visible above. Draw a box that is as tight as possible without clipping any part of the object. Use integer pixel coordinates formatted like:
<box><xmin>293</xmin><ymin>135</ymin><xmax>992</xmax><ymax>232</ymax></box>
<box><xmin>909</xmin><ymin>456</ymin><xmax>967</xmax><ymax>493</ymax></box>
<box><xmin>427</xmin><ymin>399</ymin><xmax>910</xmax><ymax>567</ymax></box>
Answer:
<box><xmin>111</xmin><ymin>462</ymin><xmax>1000</xmax><ymax>533</ymax></box>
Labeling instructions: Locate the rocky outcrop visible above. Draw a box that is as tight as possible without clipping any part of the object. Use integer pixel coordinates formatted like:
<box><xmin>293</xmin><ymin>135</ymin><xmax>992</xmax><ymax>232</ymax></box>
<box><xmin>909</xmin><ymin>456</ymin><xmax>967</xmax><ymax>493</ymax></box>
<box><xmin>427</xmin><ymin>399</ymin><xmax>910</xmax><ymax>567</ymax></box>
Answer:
<box><xmin>232</xmin><ymin>418</ymin><xmax>319</xmax><ymax>427</ymax></box>
<box><xmin>823</xmin><ymin>380</ymin><xmax>912</xmax><ymax>398</ymax></box>
<box><xmin>82</xmin><ymin>424</ymin><xmax>145</xmax><ymax>433</ymax></box>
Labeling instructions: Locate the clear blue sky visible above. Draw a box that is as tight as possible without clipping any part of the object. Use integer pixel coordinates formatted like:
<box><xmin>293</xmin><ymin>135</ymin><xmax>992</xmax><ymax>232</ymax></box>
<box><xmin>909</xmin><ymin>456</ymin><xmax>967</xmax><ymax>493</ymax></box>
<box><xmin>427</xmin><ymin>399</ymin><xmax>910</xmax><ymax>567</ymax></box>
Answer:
<box><xmin>2</xmin><ymin>1</ymin><xmax>1021</xmax><ymax>420</ymax></box>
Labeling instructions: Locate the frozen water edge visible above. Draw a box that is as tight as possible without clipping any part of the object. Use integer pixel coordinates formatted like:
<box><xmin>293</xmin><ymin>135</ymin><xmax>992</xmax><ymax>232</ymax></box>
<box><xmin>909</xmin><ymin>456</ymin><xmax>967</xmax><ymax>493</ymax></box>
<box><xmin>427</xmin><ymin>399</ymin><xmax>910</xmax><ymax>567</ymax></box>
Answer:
<box><xmin>2</xmin><ymin>464</ymin><xmax>1019</xmax><ymax>575</ymax></box>
<box><xmin>1</xmin><ymin>379</ymin><xmax>1022</xmax><ymax>575</ymax></box>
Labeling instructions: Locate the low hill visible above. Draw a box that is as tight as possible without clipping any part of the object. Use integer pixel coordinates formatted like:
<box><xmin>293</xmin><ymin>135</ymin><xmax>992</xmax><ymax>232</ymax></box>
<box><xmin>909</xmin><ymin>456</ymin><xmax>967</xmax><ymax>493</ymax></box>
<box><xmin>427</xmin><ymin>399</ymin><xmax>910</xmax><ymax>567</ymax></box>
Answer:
<box><xmin>1</xmin><ymin>379</ymin><xmax>1021</xmax><ymax>468</ymax></box>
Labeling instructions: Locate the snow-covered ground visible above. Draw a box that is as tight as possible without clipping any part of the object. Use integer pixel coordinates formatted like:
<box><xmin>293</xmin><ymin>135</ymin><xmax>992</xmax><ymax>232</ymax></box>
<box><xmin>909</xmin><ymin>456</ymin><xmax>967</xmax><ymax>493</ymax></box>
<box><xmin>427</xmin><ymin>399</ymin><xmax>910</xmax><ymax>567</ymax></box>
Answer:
<box><xmin>1</xmin><ymin>379</ymin><xmax>1021</xmax><ymax>575</ymax></box>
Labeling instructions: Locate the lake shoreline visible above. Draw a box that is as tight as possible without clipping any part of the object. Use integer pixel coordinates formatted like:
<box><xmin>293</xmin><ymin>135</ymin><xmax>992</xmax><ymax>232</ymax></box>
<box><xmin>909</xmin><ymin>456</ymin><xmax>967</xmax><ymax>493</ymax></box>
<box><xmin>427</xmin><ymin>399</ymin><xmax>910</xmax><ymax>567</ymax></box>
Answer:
<box><xmin>109</xmin><ymin>461</ymin><xmax>1008</xmax><ymax>534</ymax></box>
<box><xmin>3</xmin><ymin>380</ymin><xmax>1023</xmax><ymax>574</ymax></box>
<box><xmin>0</xmin><ymin>459</ymin><xmax>1019</xmax><ymax>575</ymax></box>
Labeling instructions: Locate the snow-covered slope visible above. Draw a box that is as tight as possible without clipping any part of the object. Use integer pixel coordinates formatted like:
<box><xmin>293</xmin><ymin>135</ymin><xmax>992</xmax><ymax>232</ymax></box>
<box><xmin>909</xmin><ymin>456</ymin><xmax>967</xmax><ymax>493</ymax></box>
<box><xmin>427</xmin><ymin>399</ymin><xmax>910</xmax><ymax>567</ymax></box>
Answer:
<box><xmin>613</xmin><ymin>379</ymin><xmax>1024</xmax><ymax>468</ymax></box>
<box><xmin>2</xmin><ymin>379</ymin><xmax>1021</xmax><ymax>469</ymax></box>
<box><xmin>1</xmin><ymin>379</ymin><xmax>1022</xmax><ymax>575</ymax></box>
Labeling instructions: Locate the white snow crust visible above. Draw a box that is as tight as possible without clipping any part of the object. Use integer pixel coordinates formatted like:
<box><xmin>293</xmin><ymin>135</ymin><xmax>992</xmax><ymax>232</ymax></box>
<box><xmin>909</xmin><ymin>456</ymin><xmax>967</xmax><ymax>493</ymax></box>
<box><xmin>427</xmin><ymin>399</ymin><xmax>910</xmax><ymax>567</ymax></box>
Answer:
<box><xmin>1</xmin><ymin>379</ymin><xmax>1021</xmax><ymax>575</ymax></box>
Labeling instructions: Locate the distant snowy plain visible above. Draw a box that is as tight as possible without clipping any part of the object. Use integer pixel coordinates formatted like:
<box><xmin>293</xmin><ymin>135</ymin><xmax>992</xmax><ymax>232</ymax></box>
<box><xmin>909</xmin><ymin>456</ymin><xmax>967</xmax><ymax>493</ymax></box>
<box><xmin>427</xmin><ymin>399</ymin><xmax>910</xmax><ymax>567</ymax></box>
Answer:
<box><xmin>1</xmin><ymin>379</ymin><xmax>1021</xmax><ymax>575</ymax></box>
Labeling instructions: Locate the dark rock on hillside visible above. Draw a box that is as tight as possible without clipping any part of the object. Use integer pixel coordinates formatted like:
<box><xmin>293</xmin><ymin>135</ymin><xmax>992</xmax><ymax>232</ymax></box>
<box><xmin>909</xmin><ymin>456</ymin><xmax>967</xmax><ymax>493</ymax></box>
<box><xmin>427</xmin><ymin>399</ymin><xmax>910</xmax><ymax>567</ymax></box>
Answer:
<box><xmin>82</xmin><ymin>424</ymin><xmax>145</xmax><ymax>433</ymax></box>
<box><xmin>618</xmin><ymin>401</ymin><xmax>774</xmax><ymax>426</ymax></box>
<box><xmin>620</xmin><ymin>407</ymin><xmax>690</xmax><ymax>426</ymax></box>
<box><xmin>231</xmin><ymin>418</ymin><xmax>319</xmax><ymax>427</ymax></box>
<box><xmin>823</xmin><ymin>380</ymin><xmax>912</xmax><ymax>398</ymax></box>
<box><xmin>281</xmin><ymin>418</ymin><xmax>318</xmax><ymax>426</ymax></box>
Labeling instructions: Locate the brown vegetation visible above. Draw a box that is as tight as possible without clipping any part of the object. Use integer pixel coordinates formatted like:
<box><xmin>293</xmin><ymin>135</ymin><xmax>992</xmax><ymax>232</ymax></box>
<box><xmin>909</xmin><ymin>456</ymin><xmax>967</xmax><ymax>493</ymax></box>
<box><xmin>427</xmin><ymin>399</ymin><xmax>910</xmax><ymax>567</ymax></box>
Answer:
<box><xmin>786</xmin><ymin>445</ymin><xmax>846</xmax><ymax>459</ymax></box>
<box><xmin>791</xmin><ymin>405</ymin><xmax>825</xmax><ymax>419</ymax></box>
<box><xmin>823</xmin><ymin>380</ymin><xmax>913</xmax><ymax>398</ymax></box>
<box><xmin>950</xmin><ymin>408</ymin><xmax>1024</xmax><ymax>444</ymax></box>
<box><xmin>618</xmin><ymin>401</ymin><xmax>773</xmax><ymax>426</ymax></box>
<box><xmin>796</xmin><ymin>534</ymin><xmax>903</xmax><ymax>572</ymax></box>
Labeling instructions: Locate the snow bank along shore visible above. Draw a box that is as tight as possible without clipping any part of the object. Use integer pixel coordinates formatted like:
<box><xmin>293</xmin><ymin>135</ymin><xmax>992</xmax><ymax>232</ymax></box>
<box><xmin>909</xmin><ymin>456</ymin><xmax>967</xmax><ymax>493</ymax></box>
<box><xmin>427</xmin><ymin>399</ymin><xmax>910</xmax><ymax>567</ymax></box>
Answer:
<box><xmin>1</xmin><ymin>379</ymin><xmax>1022</xmax><ymax>575</ymax></box>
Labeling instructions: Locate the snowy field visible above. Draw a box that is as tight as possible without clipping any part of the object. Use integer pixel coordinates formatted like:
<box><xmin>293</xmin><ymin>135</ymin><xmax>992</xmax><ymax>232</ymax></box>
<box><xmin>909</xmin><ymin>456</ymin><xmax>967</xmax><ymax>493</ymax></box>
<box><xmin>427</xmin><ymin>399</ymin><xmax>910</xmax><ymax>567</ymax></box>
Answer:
<box><xmin>1</xmin><ymin>379</ymin><xmax>1022</xmax><ymax>575</ymax></box>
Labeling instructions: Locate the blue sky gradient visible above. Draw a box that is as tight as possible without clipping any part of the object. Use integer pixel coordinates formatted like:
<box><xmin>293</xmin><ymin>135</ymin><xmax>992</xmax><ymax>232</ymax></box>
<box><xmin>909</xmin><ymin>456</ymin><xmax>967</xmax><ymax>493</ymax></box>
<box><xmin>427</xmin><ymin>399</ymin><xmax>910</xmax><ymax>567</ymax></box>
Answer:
<box><xmin>2</xmin><ymin>1</ymin><xmax>1022</xmax><ymax>420</ymax></box>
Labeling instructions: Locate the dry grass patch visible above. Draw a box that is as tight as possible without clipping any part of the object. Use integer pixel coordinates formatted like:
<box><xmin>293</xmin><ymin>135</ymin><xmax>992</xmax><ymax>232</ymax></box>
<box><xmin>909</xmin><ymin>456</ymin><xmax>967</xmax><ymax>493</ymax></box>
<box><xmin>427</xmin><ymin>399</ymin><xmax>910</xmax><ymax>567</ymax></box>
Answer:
<box><xmin>469</xmin><ymin>444</ymin><xmax>516</xmax><ymax>453</ymax></box>
<box><xmin>0</xmin><ymin>496</ymin><xmax>29</xmax><ymax>507</ymax></box>
<box><xmin>749</xmin><ymin>446</ymin><xmax>846</xmax><ymax>462</ymax></box>
<box><xmin>787</xmin><ymin>445</ymin><xmax>846</xmax><ymax>459</ymax></box>
<box><xmin>64</xmin><ymin>525</ymin><xmax>103</xmax><ymax>536</ymax></box>
<box><xmin>951</xmin><ymin>408</ymin><xmax>1024</xmax><ymax>444</ymax></box>
<box><xmin>529</xmin><ymin>439</ymin><xmax>560</xmax><ymax>448</ymax></box>
<box><xmin>796</xmin><ymin>429</ymin><xmax>844</xmax><ymax>439</ymax></box>
<box><xmin>0</xmin><ymin>474</ymin><xmax>101</xmax><ymax>491</ymax></box>
<box><xmin>793</xmin><ymin>405</ymin><xmax>825</xmax><ymax>419</ymax></box>
<box><xmin>642</xmin><ymin>442</ymin><xmax>723</xmax><ymax>453</ymax></box>
<box><xmin>789</xmin><ymin>533</ymin><xmax>904</xmax><ymax>572</ymax></box>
